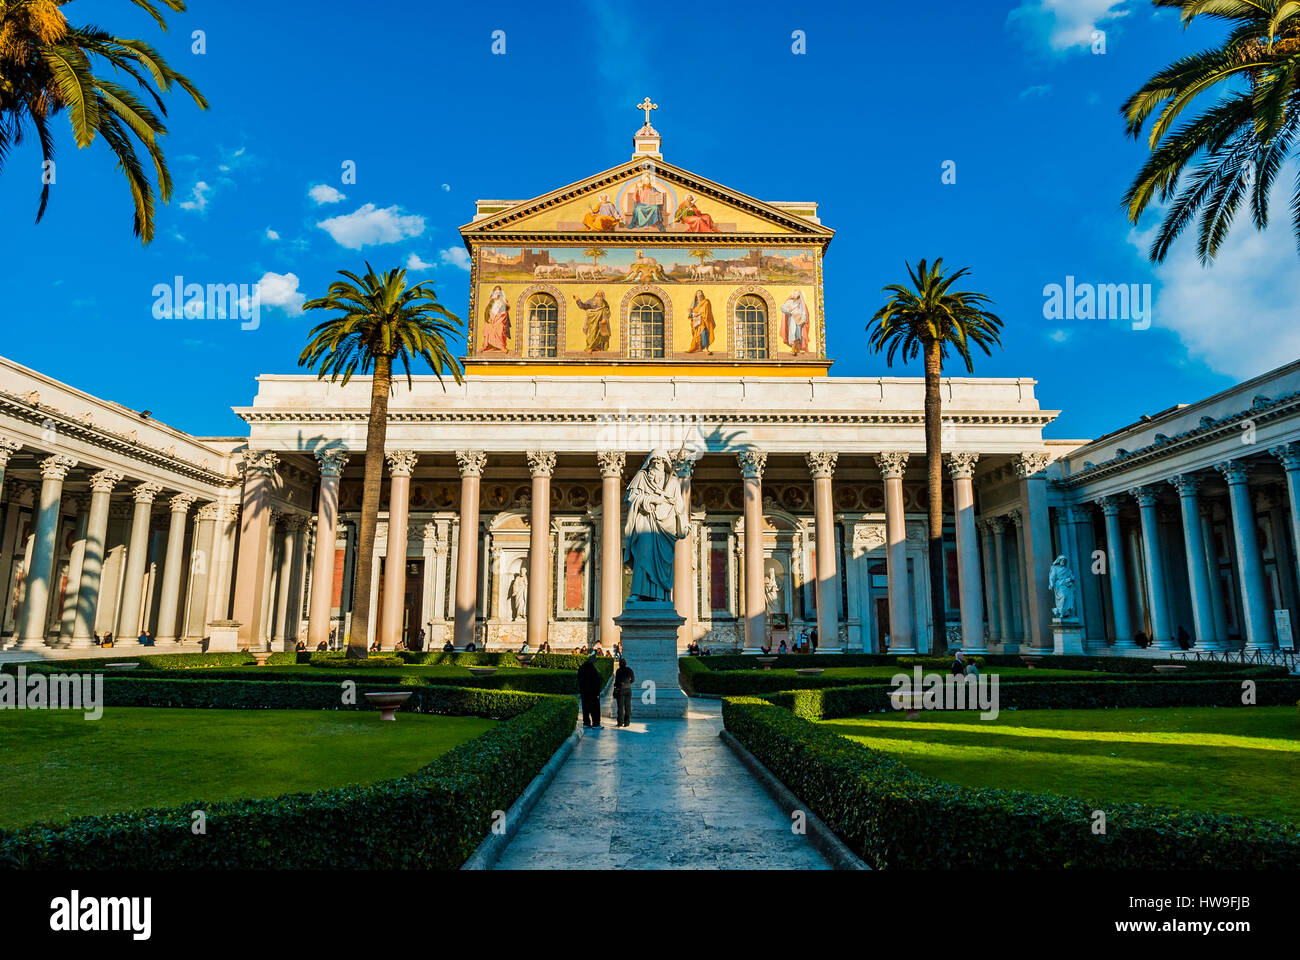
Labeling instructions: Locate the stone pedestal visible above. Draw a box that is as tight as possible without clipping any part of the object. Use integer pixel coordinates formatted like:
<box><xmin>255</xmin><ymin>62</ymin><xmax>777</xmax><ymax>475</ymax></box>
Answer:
<box><xmin>1052</xmin><ymin>617</ymin><xmax>1085</xmax><ymax>656</ymax></box>
<box><xmin>614</xmin><ymin>599</ymin><xmax>688</xmax><ymax>719</ymax></box>
<box><xmin>207</xmin><ymin>619</ymin><xmax>243</xmax><ymax>652</ymax></box>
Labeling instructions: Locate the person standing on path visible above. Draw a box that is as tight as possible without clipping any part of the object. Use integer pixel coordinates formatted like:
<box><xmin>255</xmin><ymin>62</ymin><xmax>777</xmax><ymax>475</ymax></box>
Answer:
<box><xmin>613</xmin><ymin>657</ymin><xmax>635</xmax><ymax>727</ymax></box>
<box><xmin>577</xmin><ymin>653</ymin><xmax>602</xmax><ymax>728</ymax></box>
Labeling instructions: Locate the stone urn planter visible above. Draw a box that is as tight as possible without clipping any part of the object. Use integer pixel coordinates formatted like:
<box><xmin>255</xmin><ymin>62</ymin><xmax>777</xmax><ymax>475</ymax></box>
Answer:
<box><xmin>104</xmin><ymin>662</ymin><xmax>139</xmax><ymax>670</ymax></box>
<box><xmin>795</xmin><ymin>667</ymin><xmax>824</xmax><ymax>677</ymax></box>
<box><xmin>1153</xmin><ymin>664</ymin><xmax>1187</xmax><ymax>674</ymax></box>
<box><xmin>1020</xmin><ymin>655</ymin><xmax>1044</xmax><ymax>669</ymax></box>
<box><xmin>251</xmin><ymin>650</ymin><xmax>274</xmax><ymax>667</ymax></box>
<box><xmin>468</xmin><ymin>666</ymin><xmax>498</xmax><ymax>677</ymax></box>
<box><xmin>756</xmin><ymin>656</ymin><xmax>778</xmax><ymax>670</ymax></box>
<box><xmin>364</xmin><ymin>691</ymin><xmax>413</xmax><ymax>721</ymax></box>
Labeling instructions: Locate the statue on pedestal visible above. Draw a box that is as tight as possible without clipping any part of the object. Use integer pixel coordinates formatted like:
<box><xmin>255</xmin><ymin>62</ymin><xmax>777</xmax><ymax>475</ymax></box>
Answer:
<box><xmin>1049</xmin><ymin>554</ymin><xmax>1077</xmax><ymax>619</ymax></box>
<box><xmin>508</xmin><ymin>570</ymin><xmax>528</xmax><ymax>621</ymax></box>
<box><xmin>623</xmin><ymin>448</ymin><xmax>687</xmax><ymax>601</ymax></box>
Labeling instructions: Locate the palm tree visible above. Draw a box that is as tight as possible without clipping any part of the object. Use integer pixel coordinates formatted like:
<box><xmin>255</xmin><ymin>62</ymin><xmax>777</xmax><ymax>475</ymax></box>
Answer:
<box><xmin>867</xmin><ymin>259</ymin><xmax>1003</xmax><ymax>653</ymax></box>
<box><xmin>299</xmin><ymin>264</ymin><xmax>465</xmax><ymax>658</ymax></box>
<box><xmin>583</xmin><ymin>247</ymin><xmax>607</xmax><ymax>270</ymax></box>
<box><xmin>1122</xmin><ymin>0</ymin><xmax>1300</xmax><ymax>263</ymax></box>
<box><xmin>0</xmin><ymin>0</ymin><xmax>207</xmax><ymax>243</ymax></box>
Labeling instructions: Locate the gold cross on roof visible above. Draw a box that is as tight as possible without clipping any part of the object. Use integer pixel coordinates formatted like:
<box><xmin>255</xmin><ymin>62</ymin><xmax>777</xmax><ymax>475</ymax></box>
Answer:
<box><xmin>636</xmin><ymin>97</ymin><xmax>657</xmax><ymax>126</ymax></box>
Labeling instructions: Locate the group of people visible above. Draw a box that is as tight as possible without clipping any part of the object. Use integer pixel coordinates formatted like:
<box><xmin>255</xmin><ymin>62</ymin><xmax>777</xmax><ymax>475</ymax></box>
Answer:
<box><xmin>92</xmin><ymin>630</ymin><xmax>153</xmax><ymax>647</ymax></box>
<box><xmin>294</xmin><ymin>639</ymin><xmax>330</xmax><ymax>652</ymax></box>
<box><xmin>577</xmin><ymin>652</ymin><xmax>636</xmax><ymax>728</ymax></box>
<box><xmin>685</xmin><ymin>639</ymin><xmax>713</xmax><ymax>656</ymax></box>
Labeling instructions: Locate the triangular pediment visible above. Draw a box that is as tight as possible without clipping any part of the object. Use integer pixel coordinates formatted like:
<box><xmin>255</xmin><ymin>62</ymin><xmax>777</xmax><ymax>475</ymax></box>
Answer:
<box><xmin>460</xmin><ymin>160</ymin><xmax>832</xmax><ymax>240</ymax></box>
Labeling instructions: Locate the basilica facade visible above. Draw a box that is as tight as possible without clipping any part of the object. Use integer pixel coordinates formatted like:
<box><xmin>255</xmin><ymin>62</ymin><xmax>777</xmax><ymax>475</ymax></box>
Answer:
<box><xmin>1</xmin><ymin>117</ymin><xmax>1297</xmax><ymax>661</ymax></box>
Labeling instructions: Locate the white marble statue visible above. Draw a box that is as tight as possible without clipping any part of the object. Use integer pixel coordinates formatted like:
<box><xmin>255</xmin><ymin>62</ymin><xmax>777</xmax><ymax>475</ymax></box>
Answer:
<box><xmin>508</xmin><ymin>569</ymin><xmax>528</xmax><ymax>621</ymax></box>
<box><xmin>764</xmin><ymin>567</ymin><xmax>782</xmax><ymax>613</ymax></box>
<box><xmin>623</xmin><ymin>448</ymin><xmax>687</xmax><ymax>601</ymax></box>
<box><xmin>1049</xmin><ymin>554</ymin><xmax>1077</xmax><ymax>619</ymax></box>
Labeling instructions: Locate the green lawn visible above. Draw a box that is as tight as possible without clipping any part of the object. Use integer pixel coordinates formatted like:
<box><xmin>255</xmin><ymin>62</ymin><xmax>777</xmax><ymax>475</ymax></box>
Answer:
<box><xmin>821</xmin><ymin>706</ymin><xmax>1300</xmax><ymax>824</ymax></box>
<box><xmin>0</xmin><ymin>707</ymin><xmax>495</xmax><ymax>829</ymax></box>
<box><xmin>262</xmin><ymin>664</ymin><xmax>569</xmax><ymax>679</ymax></box>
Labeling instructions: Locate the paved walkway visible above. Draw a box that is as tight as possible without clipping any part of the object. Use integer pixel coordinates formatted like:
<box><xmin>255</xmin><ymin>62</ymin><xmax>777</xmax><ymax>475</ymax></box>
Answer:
<box><xmin>493</xmin><ymin>699</ymin><xmax>830</xmax><ymax>870</ymax></box>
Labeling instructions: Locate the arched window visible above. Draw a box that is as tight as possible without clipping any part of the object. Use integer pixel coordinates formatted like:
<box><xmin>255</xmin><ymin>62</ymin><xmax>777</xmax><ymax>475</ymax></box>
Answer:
<box><xmin>527</xmin><ymin>294</ymin><xmax>558</xmax><ymax>358</ymax></box>
<box><xmin>627</xmin><ymin>294</ymin><xmax>665</xmax><ymax>358</ymax></box>
<box><xmin>735</xmin><ymin>295</ymin><xmax>768</xmax><ymax>359</ymax></box>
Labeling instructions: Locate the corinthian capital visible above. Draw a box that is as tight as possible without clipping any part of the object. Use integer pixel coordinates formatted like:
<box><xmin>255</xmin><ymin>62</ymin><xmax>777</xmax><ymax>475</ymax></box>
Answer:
<box><xmin>805</xmin><ymin>451</ymin><xmax>838</xmax><ymax>480</ymax></box>
<box><xmin>1215</xmin><ymin>459</ymin><xmax>1252</xmax><ymax>485</ymax></box>
<box><xmin>89</xmin><ymin>470</ymin><xmax>124</xmax><ymax>494</ymax></box>
<box><xmin>456</xmin><ymin>450</ymin><xmax>487</xmax><ymax>478</ymax></box>
<box><xmin>874</xmin><ymin>451</ymin><xmax>909</xmax><ymax>480</ymax></box>
<box><xmin>38</xmin><ymin>454</ymin><xmax>77</xmax><ymax>481</ymax></box>
<box><xmin>133</xmin><ymin>481</ymin><xmax>163</xmax><ymax>504</ymax></box>
<box><xmin>385</xmin><ymin>450</ymin><xmax>419</xmax><ymax>477</ymax></box>
<box><xmin>241</xmin><ymin>450</ymin><xmax>280</xmax><ymax>477</ymax></box>
<box><xmin>945</xmin><ymin>451</ymin><xmax>979</xmax><ymax>480</ymax></box>
<box><xmin>736</xmin><ymin>448</ymin><xmax>767</xmax><ymax>481</ymax></box>
<box><xmin>315</xmin><ymin>448</ymin><xmax>350</xmax><ymax>478</ymax></box>
<box><xmin>526</xmin><ymin>450</ymin><xmax>557</xmax><ymax>478</ymax></box>
<box><xmin>0</xmin><ymin>438</ymin><xmax>21</xmax><ymax>468</ymax></box>
<box><xmin>597</xmin><ymin>451</ymin><xmax>626</xmax><ymax>479</ymax></box>
<box><xmin>169</xmin><ymin>493</ymin><xmax>198</xmax><ymax>514</ymax></box>
<box><xmin>1014</xmin><ymin>451</ymin><xmax>1050</xmax><ymax>478</ymax></box>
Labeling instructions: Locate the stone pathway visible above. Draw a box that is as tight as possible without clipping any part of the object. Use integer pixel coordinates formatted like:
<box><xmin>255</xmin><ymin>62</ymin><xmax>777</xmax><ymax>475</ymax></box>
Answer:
<box><xmin>493</xmin><ymin>699</ymin><xmax>830</xmax><ymax>870</ymax></box>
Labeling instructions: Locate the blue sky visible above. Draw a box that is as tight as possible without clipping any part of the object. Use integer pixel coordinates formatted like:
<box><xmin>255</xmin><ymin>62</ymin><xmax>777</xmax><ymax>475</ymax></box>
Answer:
<box><xmin>2</xmin><ymin>0</ymin><xmax>1295</xmax><ymax>439</ymax></box>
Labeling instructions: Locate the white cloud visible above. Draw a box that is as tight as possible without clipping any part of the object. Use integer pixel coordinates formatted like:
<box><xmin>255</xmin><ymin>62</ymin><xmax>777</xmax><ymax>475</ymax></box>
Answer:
<box><xmin>316</xmin><ymin>203</ymin><xmax>425</xmax><ymax>250</ymax></box>
<box><xmin>406</xmin><ymin>252</ymin><xmax>434</xmax><ymax>271</ymax></box>
<box><xmin>256</xmin><ymin>271</ymin><xmax>306</xmax><ymax>313</ymax></box>
<box><xmin>308</xmin><ymin>183</ymin><xmax>346</xmax><ymax>205</ymax></box>
<box><xmin>265</xmin><ymin>228</ymin><xmax>280</xmax><ymax>241</ymax></box>
<box><xmin>1131</xmin><ymin>162</ymin><xmax>1300</xmax><ymax>380</ymax></box>
<box><xmin>441</xmin><ymin>183</ymin><xmax>451</xmax><ymax>192</ymax></box>
<box><xmin>1047</xmin><ymin>327</ymin><xmax>1072</xmax><ymax>343</ymax></box>
<box><xmin>1019</xmin><ymin>84</ymin><xmax>1052</xmax><ymax>100</ymax></box>
<box><xmin>439</xmin><ymin>246</ymin><xmax>471</xmax><ymax>270</ymax></box>
<box><xmin>1008</xmin><ymin>0</ymin><xmax>1129</xmax><ymax>52</ymax></box>
<box><xmin>179</xmin><ymin>180</ymin><xmax>212</xmax><ymax>212</ymax></box>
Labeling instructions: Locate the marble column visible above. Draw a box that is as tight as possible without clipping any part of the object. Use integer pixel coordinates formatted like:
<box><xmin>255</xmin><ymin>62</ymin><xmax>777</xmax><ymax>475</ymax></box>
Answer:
<box><xmin>272</xmin><ymin>516</ymin><xmax>299</xmax><ymax>648</ymax></box>
<box><xmin>232</xmin><ymin>451</ymin><xmax>278</xmax><ymax>650</ymax></box>
<box><xmin>1199</xmin><ymin>505</ymin><xmax>1230</xmax><ymax>645</ymax></box>
<box><xmin>307</xmin><ymin>449</ymin><xmax>348</xmax><ymax>649</ymax></box>
<box><xmin>57</xmin><ymin>497</ymin><xmax>89</xmax><ymax>639</ymax></box>
<box><xmin>117</xmin><ymin>481</ymin><xmax>162</xmax><ymax>640</ymax></box>
<box><xmin>946</xmin><ymin>452</ymin><xmax>986</xmax><ymax>652</ymax></box>
<box><xmin>1069</xmin><ymin>505</ymin><xmax>1106</xmax><ymax>643</ymax></box>
<box><xmin>14</xmin><ymin>454</ymin><xmax>77</xmax><ymax>647</ymax></box>
<box><xmin>1167</xmin><ymin>474</ymin><xmax>1222</xmax><ymax>651</ymax></box>
<box><xmin>1216</xmin><ymin>460</ymin><xmax>1276</xmax><ymax>652</ymax></box>
<box><xmin>525</xmin><ymin>450</ymin><xmax>556</xmax><ymax>649</ymax></box>
<box><xmin>1130</xmin><ymin>485</ymin><xmax>1174</xmax><ymax>649</ymax></box>
<box><xmin>989</xmin><ymin>516</ymin><xmax>1013</xmax><ymax>643</ymax></box>
<box><xmin>183</xmin><ymin>501</ymin><xmax>217</xmax><ymax>640</ymax></box>
<box><xmin>876</xmin><ymin>452</ymin><xmax>915</xmax><ymax>654</ymax></box>
<box><xmin>1010</xmin><ymin>509</ymin><xmax>1030</xmax><ymax>642</ymax></box>
<box><xmin>1097</xmin><ymin>496</ymin><xmax>1135</xmax><ymax>649</ymax></box>
<box><xmin>1270</xmin><ymin>443</ymin><xmax>1300</xmax><ymax>609</ymax></box>
<box><xmin>1016</xmin><ymin>453</ymin><xmax>1053</xmax><ymax>649</ymax></box>
<box><xmin>69</xmin><ymin>470</ymin><xmax>122</xmax><ymax>647</ymax></box>
<box><xmin>737</xmin><ymin>449</ymin><xmax>768</xmax><ymax>650</ymax></box>
<box><xmin>155</xmin><ymin>493</ymin><xmax>197</xmax><ymax>643</ymax></box>
<box><xmin>805</xmin><ymin>451</ymin><xmax>840</xmax><ymax>650</ymax></box>
<box><xmin>597</xmin><ymin>452</ymin><xmax>626</xmax><ymax>647</ymax></box>
<box><xmin>0</xmin><ymin>438</ymin><xmax>21</xmax><ymax>501</ymax></box>
<box><xmin>673</xmin><ymin>456</ymin><xmax>696</xmax><ymax>647</ymax></box>
<box><xmin>976</xmin><ymin>519</ymin><xmax>1000</xmax><ymax>645</ymax></box>
<box><xmin>380</xmin><ymin>450</ymin><xmax>418</xmax><ymax>650</ymax></box>
<box><xmin>454</xmin><ymin>450</ymin><xmax>487</xmax><ymax>647</ymax></box>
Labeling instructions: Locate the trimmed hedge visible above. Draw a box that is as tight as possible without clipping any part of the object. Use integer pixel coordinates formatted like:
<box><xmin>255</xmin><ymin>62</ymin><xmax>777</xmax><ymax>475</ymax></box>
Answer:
<box><xmin>0</xmin><ymin>652</ymin><xmax>294</xmax><ymax>671</ymax></box>
<box><xmin>722</xmin><ymin>696</ymin><xmax>1300</xmax><ymax>869</ymax></box>
<box><xmin>0</xmin><ymin>685</ymin><xmax>576</xmax><ymax>869</ymax></box>
<box><xmin>764</xmin><ymin>677</ymin><xmax>1300</xmax><ymax>719</ymax></box>
<box><xmin>679</xmin><ymin>655</ymin><xmax>1287</xmax><ymax>696</ymax></box>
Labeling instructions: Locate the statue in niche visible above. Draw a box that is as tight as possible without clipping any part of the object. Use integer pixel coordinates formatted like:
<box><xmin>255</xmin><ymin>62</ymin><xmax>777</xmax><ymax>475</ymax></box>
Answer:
<box><xmin>508</xmin><ymin>569</ymin><xmax>528</xmax><ymax>621</ymax></box>
<box><xmin>764</xmin><ymin>567</ymin><xmax>783</xmax><ymax>614</ymax></box>
<box><xmin>1049</xmin><ymin>554</ymin><xmax>1077</xmax><ymax>619</ymax></box>
<box><xmin>623</xmin><ymin>449</ymin><xmax>687</xmax><ymax>601</ymax></box>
